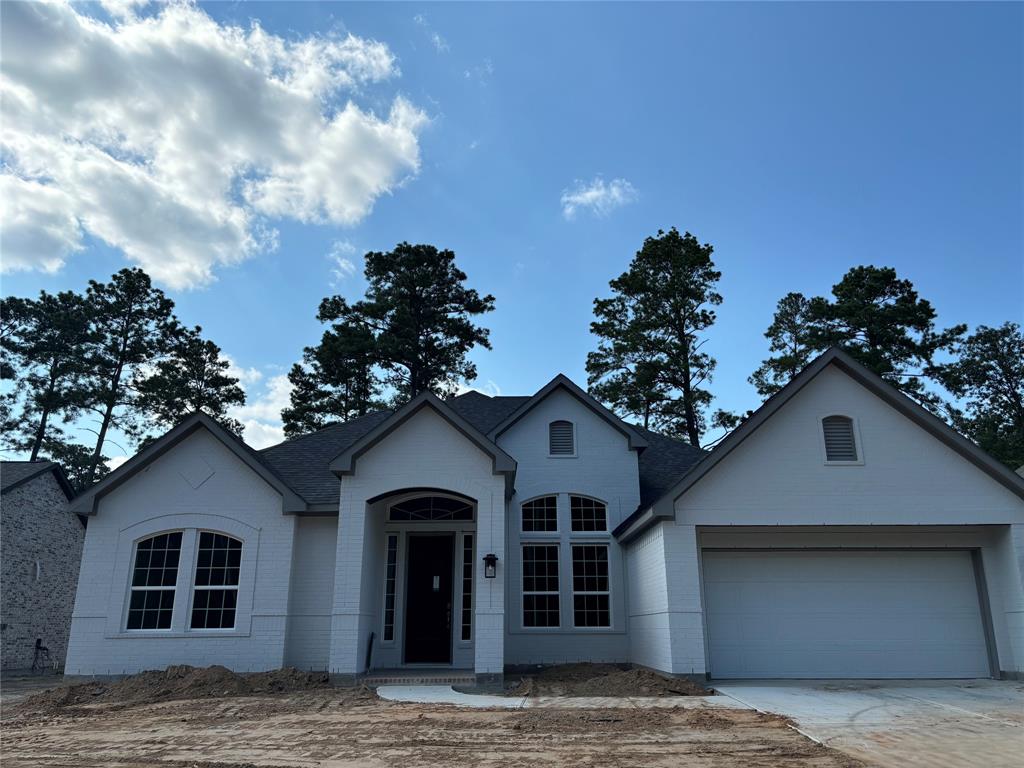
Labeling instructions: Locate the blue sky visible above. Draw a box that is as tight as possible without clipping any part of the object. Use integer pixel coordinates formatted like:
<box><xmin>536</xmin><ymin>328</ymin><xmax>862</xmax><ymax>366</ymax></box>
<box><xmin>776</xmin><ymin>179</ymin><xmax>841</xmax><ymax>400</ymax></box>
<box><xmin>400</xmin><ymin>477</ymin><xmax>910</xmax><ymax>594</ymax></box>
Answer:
<box><xmin>2</xmin><ymin>1</ymin><xmax>1022</xmax><ymax>458</ymax></box>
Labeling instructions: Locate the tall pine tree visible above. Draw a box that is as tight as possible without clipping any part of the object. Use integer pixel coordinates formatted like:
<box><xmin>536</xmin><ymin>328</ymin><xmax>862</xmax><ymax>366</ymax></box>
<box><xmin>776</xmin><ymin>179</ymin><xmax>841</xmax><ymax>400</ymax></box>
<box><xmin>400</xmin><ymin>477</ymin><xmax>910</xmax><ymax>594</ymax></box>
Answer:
<box><xmin>587</xmin><ymin>228</ymin><xmax>724</xmax><ymax>447</ymax></box>
<box><xmin>135</xmin><ymin>326</ymin><xmax>246</xmax><ymax>435</ymax></box>
<box><xmin>935</xmin><ymin>322</ymin><xmax>1024</xmax><ymax>469</ymax></box>
<box><xmin>749</xmin><ymin>292</ymin><xmax>815</xmax><ymax>398</ymax></box>
<box><xmin>283</xmin><ymin>243</ymin><xmax>494</xmax><ymax>434</ymax></box>
<box><xmin>751</xmin><ymin>266</ymin><xmax>964</xmax><ymax>411</ymax></box>
<box><xmin>82</xmin><ymin>268</ymin><xmax>180</xmax><ymax>485</ymax></box>
<box><xmin>1</xmin><ymin>291</ymin><xmax>94</xmax><ymax>460</ymax></box>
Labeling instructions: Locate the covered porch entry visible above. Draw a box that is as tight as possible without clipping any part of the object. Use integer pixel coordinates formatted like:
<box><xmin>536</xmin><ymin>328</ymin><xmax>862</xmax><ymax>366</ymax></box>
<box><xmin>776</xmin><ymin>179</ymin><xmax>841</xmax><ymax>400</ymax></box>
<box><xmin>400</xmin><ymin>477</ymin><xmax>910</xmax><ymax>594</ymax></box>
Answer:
<box><xmin>371</xmin><ymin>491</ymin><xmax>477</xmax><ymax>670</ymax></box>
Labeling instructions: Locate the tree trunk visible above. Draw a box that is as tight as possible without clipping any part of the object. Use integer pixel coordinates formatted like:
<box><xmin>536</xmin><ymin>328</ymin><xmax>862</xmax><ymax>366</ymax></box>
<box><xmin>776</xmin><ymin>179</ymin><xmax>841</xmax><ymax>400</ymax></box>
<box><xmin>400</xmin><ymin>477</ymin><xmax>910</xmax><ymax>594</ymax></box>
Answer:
<box><xmin>86</xmin><ymin>360</ymin><xmax>124</xmax><ymax>487</ymax></box>
<box><xmin>28</xmin><ymin>370</ymin><xmax>58</xmax><ymax>461</ymax></box>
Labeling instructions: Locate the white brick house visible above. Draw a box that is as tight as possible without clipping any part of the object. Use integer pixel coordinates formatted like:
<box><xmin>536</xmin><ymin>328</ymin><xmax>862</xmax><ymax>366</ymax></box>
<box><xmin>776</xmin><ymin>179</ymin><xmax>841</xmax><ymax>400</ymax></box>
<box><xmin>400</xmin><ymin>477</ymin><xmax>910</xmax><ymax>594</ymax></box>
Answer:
<box><xmin>65</xmin><ymin>348</ymin><xmax>1024</xmax><ymax>681</ymax></box>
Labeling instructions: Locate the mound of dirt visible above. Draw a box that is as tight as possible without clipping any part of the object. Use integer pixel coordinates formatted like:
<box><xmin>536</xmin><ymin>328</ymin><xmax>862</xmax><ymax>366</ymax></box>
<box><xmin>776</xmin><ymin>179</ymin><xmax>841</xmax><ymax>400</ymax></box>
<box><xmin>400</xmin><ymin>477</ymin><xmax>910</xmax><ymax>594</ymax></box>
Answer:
<box><xmin>511</xmin><ymin>707</ymin><xmax>672</xmax><ymax>733</ymax></box>
<box><xmin>506</xmin><ymin>663</ymin><xmax>710</xmax><ymax>698</ymax></box>
<box><xmin>13</xmin><ymin>665</ymin><xmax>334</xmax><ymax>714</ymax></box>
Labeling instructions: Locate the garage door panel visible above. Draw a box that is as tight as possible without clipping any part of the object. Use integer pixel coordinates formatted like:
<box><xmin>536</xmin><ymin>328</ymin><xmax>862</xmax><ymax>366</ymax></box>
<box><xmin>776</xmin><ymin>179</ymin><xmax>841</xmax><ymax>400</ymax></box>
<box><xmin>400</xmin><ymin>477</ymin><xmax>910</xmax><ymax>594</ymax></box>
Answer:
<box><xmin>703</xmin><ymin>550</ymin><xmax>991</xmax><ymax>679</ymax></box>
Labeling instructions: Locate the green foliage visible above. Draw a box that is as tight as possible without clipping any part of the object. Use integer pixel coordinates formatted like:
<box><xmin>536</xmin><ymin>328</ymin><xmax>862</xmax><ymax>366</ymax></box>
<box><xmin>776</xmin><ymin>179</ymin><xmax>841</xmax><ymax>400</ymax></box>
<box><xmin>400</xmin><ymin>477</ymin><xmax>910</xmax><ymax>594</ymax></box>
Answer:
<box><xmin>356</xmin><ymin>243</ymin><xmax>495</xmax><ymax>401</ymax></box>
<box><xmin>282</xmin><ymin>316</ymin><xmax>381</xmax><ymax>437</ymax></box>
<box><xmin>39</xmin><ymin>436</ymin><xmax>110</xmax><ymax>494</ymax></box>
<box><xmin>80</xmin><ymin>268</ymin><xmax>181</xmax><ymax>485</ymax></box>
<box><xmin>587</xmin><ymin>228</ymin><xmax>722</xmax><ymax>447</ymax></box>
<box><xmin>0</xmin><ymin>291</ymin><xmax>94</xmax><ymax>460</ymax></box>
<box><xmin>752</xmin><ymin>266</ymin><xmax>964</xmax><ymax>411</ymax></box>
<box><xmin>749</xmin><ymin>292</ymin><xmax>815</xmax><ymax>398</ymax></box>
<box><xmin>935</xmin><ymin>322</ymin><xmax>1024</xmax><ymax>470</ymax></box>
<box><xmin>284</xmin><ymin>243</ymin><xmax>494</xmax><ymax>434</ymax></box>
<box><xmin>135</xmin><ymin>326</ymin><xmax>246</xmax><ymax>435</ymax></box>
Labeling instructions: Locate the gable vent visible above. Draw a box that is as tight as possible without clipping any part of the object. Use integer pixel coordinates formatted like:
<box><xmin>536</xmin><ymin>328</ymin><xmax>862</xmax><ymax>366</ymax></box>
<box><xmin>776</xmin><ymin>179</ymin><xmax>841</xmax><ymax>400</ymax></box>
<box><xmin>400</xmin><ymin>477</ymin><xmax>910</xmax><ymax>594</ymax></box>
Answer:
<box><xmin>549</xmin><ymin>420</ymin><xmax>575</xmax><ymax>455</ymax></box>
<box><xmin>822</xmin><ymin>415</ymin><xmax>858</xmax><ymax>462</ymax></box>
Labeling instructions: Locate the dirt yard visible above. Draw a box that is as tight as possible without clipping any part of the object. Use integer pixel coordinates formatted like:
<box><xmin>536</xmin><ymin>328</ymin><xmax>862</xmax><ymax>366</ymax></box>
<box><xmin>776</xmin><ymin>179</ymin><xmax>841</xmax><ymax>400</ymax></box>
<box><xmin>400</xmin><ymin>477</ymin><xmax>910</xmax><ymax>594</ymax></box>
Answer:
<box><xmin>1</xmin><ymin>667</ymin><xmax>864</xmax><ymax>768</ymax></box>
<box><xmin>504</xmin><ymin>662</ymin><xmax>711</xmax><ymax>697</ymax></box>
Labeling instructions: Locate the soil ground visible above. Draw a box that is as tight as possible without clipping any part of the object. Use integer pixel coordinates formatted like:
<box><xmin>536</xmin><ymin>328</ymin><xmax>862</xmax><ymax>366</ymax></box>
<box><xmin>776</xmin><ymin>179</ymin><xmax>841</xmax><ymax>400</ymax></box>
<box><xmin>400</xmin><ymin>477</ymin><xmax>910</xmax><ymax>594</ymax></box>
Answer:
<box><xmin>504</xmin><ymin>662</ymin><xmax>710</xmax><ymax>697</ymax></box>
<box><xmin>1</xmin><ymin>667</ymin><xmax>864</xmax><ymax>768</ymax></box>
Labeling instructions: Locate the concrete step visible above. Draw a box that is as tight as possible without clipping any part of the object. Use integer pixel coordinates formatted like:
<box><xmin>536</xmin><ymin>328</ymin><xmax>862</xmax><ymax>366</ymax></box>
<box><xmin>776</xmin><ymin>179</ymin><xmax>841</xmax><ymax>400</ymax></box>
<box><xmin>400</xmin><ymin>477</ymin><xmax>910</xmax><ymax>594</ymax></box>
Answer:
<box><xmin>362</xmin><ymin>671</ymin><xmax>476</xmax><ymax>686</ymax></box>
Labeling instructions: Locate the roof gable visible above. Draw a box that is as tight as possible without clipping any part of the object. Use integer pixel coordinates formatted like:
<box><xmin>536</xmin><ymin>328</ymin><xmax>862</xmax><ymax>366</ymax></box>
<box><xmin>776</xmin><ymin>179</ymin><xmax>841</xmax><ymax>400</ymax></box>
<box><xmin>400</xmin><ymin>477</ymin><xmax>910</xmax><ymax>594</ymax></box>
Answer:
<box><xmin>328</xmin><ymin>391</ymin><xmax>517</xmax><ymax>493</ymax></box>
<box><xmin>1</xmin><ymin>461</ymin><xmax>74</xmax><ymax>500</ymax></box>
<box><xmin>487</xmin><ymin>374</ymin><xmax>649</xmax><ymax>451</ymax></box>
<box><xmin>665</xmin><ymin>347</ymin><xmax>1024</xmax><ymax>511</ymax></box>
<box><xmin>69</xmin><ymin>413</ymin><xmax>308</xmax><ymax>515</ymax></box>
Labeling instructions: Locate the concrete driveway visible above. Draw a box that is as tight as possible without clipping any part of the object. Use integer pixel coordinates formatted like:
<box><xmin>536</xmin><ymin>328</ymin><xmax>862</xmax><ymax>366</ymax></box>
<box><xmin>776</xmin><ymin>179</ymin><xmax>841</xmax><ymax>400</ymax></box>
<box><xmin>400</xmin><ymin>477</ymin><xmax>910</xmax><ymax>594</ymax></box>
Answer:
<box><xmin>714</xmin><ymin>679</ymin><xmax>1024</xmax><ymax>768</ymax></box>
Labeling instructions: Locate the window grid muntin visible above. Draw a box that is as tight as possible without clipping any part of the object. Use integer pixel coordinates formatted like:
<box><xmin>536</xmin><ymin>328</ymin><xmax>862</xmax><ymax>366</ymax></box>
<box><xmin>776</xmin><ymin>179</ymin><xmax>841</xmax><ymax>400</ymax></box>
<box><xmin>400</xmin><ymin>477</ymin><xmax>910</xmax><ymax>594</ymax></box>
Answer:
<box><xmin>127</xmin><ymin>532</ymin><xmax>183</xmax><ymax>630</ymax></box>
<box><xmin>823</xmin><ymin>415</ymin><xmax>858</xmax><ymax>462</ymax></box>
<box><xmin>570</xmin><ymin>496</ymin><xmax>607</xmax><ymax>532</ymax></box>
<box><xmin>383</xmin><ymin>534</ymin><xmax>398</xmax><ymax>641</ymax></box>
<box><xmin>522</xmin><ymin>496</ymin><xmax>558</xmax><ymax>532</ymax></box>
<box><xmin>388</xmin><ymin>496</ymin><xmax>474</xmax><ymax>522</ymax></box>
<box><xmin>571</xmin><ymin>544</ymin><xmax>610</xmax><ymax>628</ymax></box>
<box><xmin>191</xmin><ymin>532</ymin><xmax>242</xmax><ymax>630</ymax></box>
<box><xmin>549</xmin><ymin>420</ymin><xmax>575</xmax><ymax>455</ymax></box>
<box><xmin>461</xmin><ymin>534</ymin><xmax>473</xmax><ymax>641</ymax></box>
<box><xmin>522</xmin><ymin>544</ymin><xmax>560</xmax><ymax>627</ymax></box>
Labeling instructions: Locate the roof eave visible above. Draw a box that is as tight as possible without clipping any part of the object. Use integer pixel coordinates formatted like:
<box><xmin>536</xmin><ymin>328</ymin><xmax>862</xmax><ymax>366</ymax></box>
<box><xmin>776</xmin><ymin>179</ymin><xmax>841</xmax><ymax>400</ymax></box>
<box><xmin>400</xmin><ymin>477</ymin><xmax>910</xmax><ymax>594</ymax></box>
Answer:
<box><xmin>488</xmin><ymin>374</ymin><xmax>649</xmax><ymax>450</ymax></box>
<box><xmin>69</xmin><ymin>413</ymin><xmax>309</xmax><ymax>515</ymax></box>
<box><xmin>329</xmin><ymin>391</ymin><xmax>518</xmax><ymax>484</ymax></box>
<box><xmin>645</xmin><ymin>346</ymin><xmax>1024</xmax><ymax>517</ymax></box>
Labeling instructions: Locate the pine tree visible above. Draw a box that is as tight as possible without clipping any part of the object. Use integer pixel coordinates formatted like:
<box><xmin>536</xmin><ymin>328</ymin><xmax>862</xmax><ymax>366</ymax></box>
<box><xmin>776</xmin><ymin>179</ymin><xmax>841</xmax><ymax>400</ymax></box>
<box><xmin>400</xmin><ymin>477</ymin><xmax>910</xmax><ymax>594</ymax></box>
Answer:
<box><xmin>0</xmin><ymin>291</ymin><xmax>94</xmax><ymax>460</ymax></box>
<box><xmin>82</xmin><ymin>268</ymin><xmax>180</xmax><ymax>485</ymax></box>
<box><xmin>587</xmin><ymin>228</ymin><xmax>723</xmax><ymax>446</ymax></box>
<box><xmin>135</xmin><ymin>326</ymin><xmax>246</xmax><ymax>435</ymax></box>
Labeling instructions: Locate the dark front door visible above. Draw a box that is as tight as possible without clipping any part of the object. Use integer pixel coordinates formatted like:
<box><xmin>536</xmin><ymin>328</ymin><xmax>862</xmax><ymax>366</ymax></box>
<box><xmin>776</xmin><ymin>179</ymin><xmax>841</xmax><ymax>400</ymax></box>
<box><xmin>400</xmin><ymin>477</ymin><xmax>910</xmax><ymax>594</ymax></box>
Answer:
<box><xmin>404</xmin><ymin>535</ymin><xmax>454</xmax><ymax>664</ymax></box>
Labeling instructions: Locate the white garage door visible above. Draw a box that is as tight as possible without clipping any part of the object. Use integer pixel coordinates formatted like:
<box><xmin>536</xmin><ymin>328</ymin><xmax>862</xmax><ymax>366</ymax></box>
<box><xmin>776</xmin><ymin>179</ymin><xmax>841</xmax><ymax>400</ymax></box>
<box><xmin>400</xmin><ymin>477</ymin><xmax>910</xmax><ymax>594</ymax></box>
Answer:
<box><xmin>703</xmin><ymin>550</ymin><xmax>992</xmax><ymax>679</ymax></box>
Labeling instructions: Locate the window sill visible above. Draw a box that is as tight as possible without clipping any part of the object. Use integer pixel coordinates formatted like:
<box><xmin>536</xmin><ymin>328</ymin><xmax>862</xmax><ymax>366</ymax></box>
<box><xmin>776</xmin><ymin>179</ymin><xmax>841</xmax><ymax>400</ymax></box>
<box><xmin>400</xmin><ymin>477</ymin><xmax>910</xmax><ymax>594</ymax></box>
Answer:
<box><xmin>107</xmin><ymin>629</ymin><xmax>252</xmax><ymax>639</ymax></box>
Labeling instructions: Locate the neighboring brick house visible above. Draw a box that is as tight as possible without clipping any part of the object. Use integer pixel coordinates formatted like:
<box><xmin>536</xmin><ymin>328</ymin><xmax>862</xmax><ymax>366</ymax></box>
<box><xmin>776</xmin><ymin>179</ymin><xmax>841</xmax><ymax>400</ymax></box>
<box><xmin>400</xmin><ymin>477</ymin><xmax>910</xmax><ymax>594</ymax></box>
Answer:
<box><xmin>1</xmin><ymin>460</ymin><xmax>81</xmax><ymax>672</ymax></box>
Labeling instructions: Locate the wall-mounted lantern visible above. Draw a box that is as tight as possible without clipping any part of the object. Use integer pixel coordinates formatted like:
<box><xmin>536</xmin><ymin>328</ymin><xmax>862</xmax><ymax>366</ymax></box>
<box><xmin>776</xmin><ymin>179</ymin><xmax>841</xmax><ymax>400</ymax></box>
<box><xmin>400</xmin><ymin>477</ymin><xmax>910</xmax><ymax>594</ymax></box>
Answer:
<box><xmin>483</xmin><ymin>553</ymin><xmax>498</xmax><ymax>579</ymax></box>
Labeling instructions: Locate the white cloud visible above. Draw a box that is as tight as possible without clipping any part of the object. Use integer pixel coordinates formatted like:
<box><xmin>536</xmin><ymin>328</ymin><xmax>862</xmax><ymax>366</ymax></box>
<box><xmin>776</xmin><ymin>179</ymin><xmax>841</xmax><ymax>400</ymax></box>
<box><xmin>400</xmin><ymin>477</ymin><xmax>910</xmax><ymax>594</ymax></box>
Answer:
<box><xmin>455</xmin><ymin>380</ymin><xmax>501</xmax><ymax>397</ymax></box>
<box><xmin>464</xmin><ymin>58</ymin><xmax>494</xmax><ymax>82</ymax></box>
<box><xmin>223</xmin><ymin>355</ymin><xmax>263</xmax><ymax>387</ymax></box>
<box><xmin>327</xmin><ymin>239</ymin><xmax>359</xmax><ymax>285</ymax></box>
<box><xmin>560</xmin><ymin>177</ymin><xmax>639</xmax><ymax>220</ymax></box>
<box><xmin>0</xmin><ymin>2</ymin><xmax>428</xmax><ymax>289</ymax></box>
<box><xmin>237</xmin><ymin>419</ymin><xmax>285</xmax><ymax>450</ymax></box>
<box><xmin>228</xmin><ymin>372</ymin><xmax>292</xmax><ymax>449</ymax></box>
<box><xmin>107</xmin><ymin>455</ymin><xmax>131</xmax><ymax>471</ymax></box>
<box><xmin>413</xmin><ymin>13</ymin><xmax>449</xmax><ymax>53</ymax></box>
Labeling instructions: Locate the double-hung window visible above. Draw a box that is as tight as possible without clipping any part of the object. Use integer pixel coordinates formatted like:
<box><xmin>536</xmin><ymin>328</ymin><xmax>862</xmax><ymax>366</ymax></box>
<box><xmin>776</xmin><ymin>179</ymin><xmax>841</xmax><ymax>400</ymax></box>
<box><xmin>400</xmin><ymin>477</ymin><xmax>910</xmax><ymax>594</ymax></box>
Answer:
<box><xmin>191</xmin><ymin>532</ymin><xmax>242</xmax><ymax>630</ymax></box>
<box><xmin>127</xmin><ymin>532</ymin><xmax>182</xmax><ymax>630</ymax></box>
<box><xmin>571</xmin><ymin>544</ymin><xmax>610</xmax><ymax>627</ymax></box>
<box><xmin>522</xmin><ymin>544</ymin><xmax>560</xmax><ymax>627</ymax></box>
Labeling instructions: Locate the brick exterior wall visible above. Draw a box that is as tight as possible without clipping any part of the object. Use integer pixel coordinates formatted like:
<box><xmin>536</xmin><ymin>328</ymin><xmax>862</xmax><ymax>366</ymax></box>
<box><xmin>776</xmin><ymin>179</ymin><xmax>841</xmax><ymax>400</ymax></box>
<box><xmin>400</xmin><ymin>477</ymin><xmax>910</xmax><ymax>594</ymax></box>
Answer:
<box><xmin>1</xmin><ymin>471</ymin><xmax>83</xmax><ymax>671</ymax></box>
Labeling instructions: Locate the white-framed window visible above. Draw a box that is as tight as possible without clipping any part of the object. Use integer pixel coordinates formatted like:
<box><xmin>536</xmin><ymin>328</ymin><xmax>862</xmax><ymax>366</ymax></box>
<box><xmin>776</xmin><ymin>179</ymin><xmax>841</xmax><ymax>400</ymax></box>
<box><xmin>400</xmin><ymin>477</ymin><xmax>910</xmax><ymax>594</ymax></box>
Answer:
<box><xmin>822</xmin><ymin>414</ymin><xmax>860</xmax><ymax>463</ymax></box>
<box><xmin>522</xmin><ymin>543</ymin><xmax>560</xmax><ymax>627</ymax></box>
<box><xmin>382</xmin><ymin>533</ymin><xmax>399</xmax><ymax>642</ymax></box>
<box><xmin>460</xmin><ymin>533</ymin><xmax>474</xmax><ymax>641</ymax></box>
<box><xmin>570</xmin><ymin>495</ymin><xmax>607</xmax><ymax>532</ymax></box>
<box><xmin>548</xmin><ymin>420</ymin><xmax>576</xmax><ymax>456</ymax></box>
<box><xmin>571</xmin><ymin>544</ymin><xmax>610</xmax><ymax>628</ymax></box>
<box><xmin>127</xmin><ymin>531</ymin><xmax>183</xmax><ymax>630</ymax></box>
<box><xmin>522</xmin><ymin>495</ymin><xmax>558</xmax><ymax>532</ymax></box>
<box><xmin>190</xmin><ymin>532</ymin><xmax>242</xmax><ymax>630</ymax></box>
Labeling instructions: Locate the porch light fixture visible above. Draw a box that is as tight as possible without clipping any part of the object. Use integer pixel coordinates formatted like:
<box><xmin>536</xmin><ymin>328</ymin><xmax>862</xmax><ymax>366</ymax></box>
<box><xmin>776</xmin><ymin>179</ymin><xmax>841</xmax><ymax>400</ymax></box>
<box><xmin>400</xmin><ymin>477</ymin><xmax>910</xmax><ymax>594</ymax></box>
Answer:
<box><xmin>483</xmin><ymin>553</ymin><xmax>498</xmax><ymax>578</ymax></box>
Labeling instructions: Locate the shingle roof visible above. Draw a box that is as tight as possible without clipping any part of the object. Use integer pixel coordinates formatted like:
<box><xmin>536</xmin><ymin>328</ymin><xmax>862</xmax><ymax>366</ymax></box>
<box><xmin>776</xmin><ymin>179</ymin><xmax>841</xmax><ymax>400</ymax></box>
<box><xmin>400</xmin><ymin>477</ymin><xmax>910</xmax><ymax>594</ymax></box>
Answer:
<box><xmin>633</xmin><ymin>427</ymin><xmax>707</xmax><ymax>508</ymax></box>
<box><xmin>1</xmin><ymin>460</ymin><xmax>75</xmax><ymax>499</ymax></box>
<box><xmin>257</xmin><ymin>391</ymin><xmax>706</xmax><ymax>510</ymax></box>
